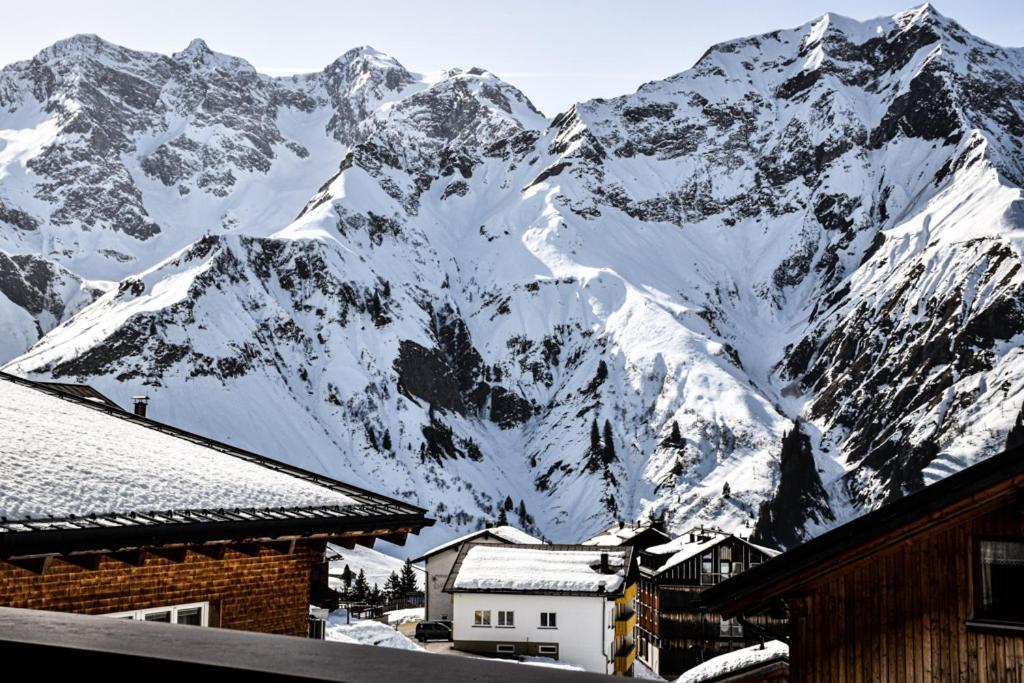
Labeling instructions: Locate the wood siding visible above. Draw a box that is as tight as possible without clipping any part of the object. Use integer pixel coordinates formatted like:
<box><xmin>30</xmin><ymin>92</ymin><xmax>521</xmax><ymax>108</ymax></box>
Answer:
<box><xmin>638</xmin><ymin>537</ymin><xmax>784</xmax><ymax>677</ymax></box>
<box><xmin>788</xmin><ymin>504</ymin><xmax>1024</xmax><ymax>682</ymax></box>
<box><xmin>0</xmin><ymin>542</ymin><xmax>323</xmax><ymax>636</ymax></box>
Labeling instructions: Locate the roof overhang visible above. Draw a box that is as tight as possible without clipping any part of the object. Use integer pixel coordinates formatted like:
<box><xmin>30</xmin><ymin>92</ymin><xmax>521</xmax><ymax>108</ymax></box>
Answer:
<box><xmin>701</xmin><ymin>443</ymin><xmax>1024</xmax><ymax>618</ymax></box>
<box><xmin>0</xmin><ymin>509</ymin><xmax>434</xmax><ymax>560</ymax></box>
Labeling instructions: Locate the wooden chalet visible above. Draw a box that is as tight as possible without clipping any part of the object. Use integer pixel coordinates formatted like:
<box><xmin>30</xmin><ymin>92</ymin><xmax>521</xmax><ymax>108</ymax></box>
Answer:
<box><xmin>636</xmin><ymin>526</ymin><xmax>785</xmax><ymax>677</ymax></box>
<box><xmin>581</xmin><ymin>521</ymin><xmax>672</xmax><ymax>554</ymax></box>
<box><xmin>0</xmin><ymin>372</ymin><xmax>433</xmax><ymax>636</ymax></box>
<box><xmin>702</xmin><ymin>443</ymin><xmax>1024</xmax><ymax>682</ymax></box>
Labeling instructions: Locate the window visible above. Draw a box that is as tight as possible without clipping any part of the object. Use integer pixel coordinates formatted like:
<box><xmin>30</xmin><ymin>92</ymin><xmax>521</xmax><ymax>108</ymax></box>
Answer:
<box><xmin>537</xmin><ymin>645</ymin><xmax>558</xmax><ymax>656</ymax></box>
<box><xmin>719</xmin><ymin>559</ymin><xmax>732</xmax><ymax>577</ymax></box>
<box><xmin>976</xmin><ymin>540</ymin><xmax>1024</xmax><ymax>622</ymax></box>
<box><xmin>540</xmin><ymin>611</ymin><xmax>557</xmax><ymax>628</ymax></box>
<box><xmin>497</xmin><ymin>610</ymin><xmax>515</xmax><ymax>627</ymax></box>
<box><xmin>496</xmin><ymin>644</ymin><xmax>515</xmax><ymax>654</ymax></box>
<box><xmin>719</xmin><ymin>617</ymin><xmax>743</xmax><ymax>637</ymax></box>
<box><xmin>701</xmin><ymin>553</ymin><xmax>714</xmax><ymax>585</ymax></box>
<box><xmin>473</xmin><ymin>610</ymin><xmax>491</xmax><ymax>626</ymax></box>
<box><xmin>104</xmin><ymin>602</ymin><xmax>208</xmax><ymax>626</ymax></box>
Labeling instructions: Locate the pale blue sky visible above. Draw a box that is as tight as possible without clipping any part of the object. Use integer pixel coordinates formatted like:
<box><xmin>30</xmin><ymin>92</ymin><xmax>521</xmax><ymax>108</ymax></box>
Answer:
<box><xmin>3</xmin><ymin>1</ymin><xmax>1021</xmax><ymax>115</ymax></box>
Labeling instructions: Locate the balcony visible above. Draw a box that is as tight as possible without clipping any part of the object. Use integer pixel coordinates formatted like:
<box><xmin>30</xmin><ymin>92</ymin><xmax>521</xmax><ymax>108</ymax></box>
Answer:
<box><xmin>614</xmin><ymin>641</ymin><xmax>637</xmax><ymax>675</ymax></box>
<box><xmin>616</xmin><ymin>582</ymin><xmax>637</xmax><ymax>606</ymax></box>
<box><xmin>0</xmin><ymin>606</ymin><xmax>619</xmax><ymax>682</ymax></box>
<box><xmin>614</xmin><ymin>610</ymin><xmax>637</xmax><ymax>638</ymax></box>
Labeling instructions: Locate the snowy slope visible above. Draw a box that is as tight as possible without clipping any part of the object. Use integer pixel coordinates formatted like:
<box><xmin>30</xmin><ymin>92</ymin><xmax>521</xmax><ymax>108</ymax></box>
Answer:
<box><xmin>5</xmin><ymin>5</ymin><xmax>1024</xmax><ymax>552</ymax></box>
<box><xmin>328</xmin><ymin>543</ymin><xmax>424</xmax><ymax>592</ymax></box>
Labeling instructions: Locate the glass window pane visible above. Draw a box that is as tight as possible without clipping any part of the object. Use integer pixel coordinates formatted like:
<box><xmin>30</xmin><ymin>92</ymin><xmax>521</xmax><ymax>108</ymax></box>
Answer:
<box><xmin>979</xmin><ymin>540</ymin><xmax>1024</xmax><ymax>621</ymax></box>
<box><xmin>144</xmin><ymin>610</ymin><xmax>171</xmax><ymax>623</ymax></box>
<box><xmin>176</xmin><ymin>607</ymin><xmax>202</xmax><ymax>625</ymax></box>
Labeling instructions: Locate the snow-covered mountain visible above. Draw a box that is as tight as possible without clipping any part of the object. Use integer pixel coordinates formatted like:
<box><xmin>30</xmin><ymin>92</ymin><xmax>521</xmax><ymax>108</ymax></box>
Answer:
<box><xmin>4</xmin><ymin>5</ymin><xmax>1023</xmax><ymax>554</ymax></box>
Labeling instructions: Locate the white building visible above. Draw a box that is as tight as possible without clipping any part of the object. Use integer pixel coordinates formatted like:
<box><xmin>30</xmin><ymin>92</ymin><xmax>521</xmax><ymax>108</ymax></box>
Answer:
<box><xmin>445</xmin><ymin>543</ymin><xmax>637</xmax><ymax>675</ymax></box>
<box><xmin>411</xmin><ymin>525</ymin><xmax>541</xmax><ymax>622</ymax></box>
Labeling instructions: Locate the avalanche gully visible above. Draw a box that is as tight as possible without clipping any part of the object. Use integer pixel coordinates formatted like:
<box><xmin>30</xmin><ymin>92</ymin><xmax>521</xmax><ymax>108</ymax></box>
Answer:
<box><xmin>1</xmin><ymin>4</ymin><xmax>1023</xmax><ymax>554</ymax></box>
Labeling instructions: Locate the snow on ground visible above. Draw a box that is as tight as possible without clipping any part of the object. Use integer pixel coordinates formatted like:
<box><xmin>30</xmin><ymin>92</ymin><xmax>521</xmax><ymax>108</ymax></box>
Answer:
<box><xmin>676</xmin><ymin>640</ymin><xmax>789</xmax><ymax>682</ymax></box>
<box><xmin>634</xmin><ymin>658</ymin><xmax>666</xmax><ymax>680</ymax></box>
<box><xmin>452</xmin><ymin>545</ymin><xmax>628</xmax><ymax>593</ymax></box>
<box><xmin>328</xmin><ymin>543</ymin><xmax>424</xmax><ymax>592</ymax></box>
<box><xmin>325</xmin><ymin>611</ymin><xmax>423</xmax><ymax>651</ymax></box>
<box><xmin>385</xmin><ymin>607</ymin><xmax>424</xmax><ymax>625</ymax></box>
<box><xmin>0</xmin><ymin>375</ymin><xmax>355</xmax><ymax>519</ymax></box>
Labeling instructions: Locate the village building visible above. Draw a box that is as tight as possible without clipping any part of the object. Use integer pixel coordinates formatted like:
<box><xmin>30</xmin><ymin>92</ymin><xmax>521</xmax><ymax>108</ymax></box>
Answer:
<box><xmin>445</xmin><ymin>543</ymin><xmax>638</xmax><ymax>675</ymax></box>
<box><xmin>0</xmin><ymin>372</ymin><xmax>432</xmax><ymax>636</ymax></box>
<box><xmin>701</xmin><ymin>443</ymin><xmax>1024</xmax><ymax>682</ymax></box>
<box><xmin>411</xmin><ymin>524</ymin><xmax>541</xmax><ymax>622</ymax></box>
<box><xmin>635</xmin><ymin>526</ymin><xmax>783</xmax><ymax>677</ymax></box>
<box><xmin>582</xmin><ymin>521</ymin><xmax>672</xmax><ymax>554</ymax></box>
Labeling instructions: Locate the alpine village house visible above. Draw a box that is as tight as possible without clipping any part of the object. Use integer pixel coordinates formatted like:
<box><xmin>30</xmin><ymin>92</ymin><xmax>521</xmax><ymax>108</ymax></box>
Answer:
<box><xmin>445</xmin><ymin>543</ymin><xmax>638</xmax><ymax>675</ymax></box>
<box><xmin>0</xmin><ymin>372</ymin><xmax>432</xmax><ymax>636</ymax></box>
<box><xmin>412</xmin><ymin>524</ymin><xmax>541</xmax><ymax>622</ymax></box>
<box><xmin>636</xmin><ymin>526</ymin><xmax>784</xmax><ymax>677</ymax></box>
<box><xmin>702</xmin><ymin>441</ymin><xmax>1024</xmax><ymax>682</ymax></box>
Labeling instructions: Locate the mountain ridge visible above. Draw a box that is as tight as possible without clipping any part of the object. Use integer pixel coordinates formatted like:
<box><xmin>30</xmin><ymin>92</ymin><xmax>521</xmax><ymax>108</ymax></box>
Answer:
<box><xmin>3</xmin><ymin>4</ymin><xmax>1023</xmax><ymax>554</ymax></box>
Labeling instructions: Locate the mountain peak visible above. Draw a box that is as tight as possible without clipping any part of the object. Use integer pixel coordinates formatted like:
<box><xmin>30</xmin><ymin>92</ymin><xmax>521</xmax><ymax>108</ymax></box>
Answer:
<box><xmin>172</xmin><ymin>38</ymin><xmax>255</xmax><ymax>73</ymax></box>
<box><xmin>177</xmin><ymin>38</ymin><xmax>212</xmax><ymax>60</ymax></box>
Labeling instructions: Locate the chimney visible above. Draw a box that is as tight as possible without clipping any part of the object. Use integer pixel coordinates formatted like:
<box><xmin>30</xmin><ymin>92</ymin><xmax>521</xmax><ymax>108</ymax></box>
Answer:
<box><xmin>618</xmin><ymin>520</ymin><xmax>625</xmax><ymax>529</ymax></box>
<box><xmin>600</xmin><ymin>552</ymin><xmax>609</xmax><ymax>574</ymax></box>
<box><xmin>132</xmin><ymin>396</ymin><xmax>149</xmax><ymax>418</ymax></box>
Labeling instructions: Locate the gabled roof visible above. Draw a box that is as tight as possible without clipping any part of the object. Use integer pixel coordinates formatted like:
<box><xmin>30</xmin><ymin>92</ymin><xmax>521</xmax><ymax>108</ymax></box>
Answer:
<box><xmin>641</xmin><ymin>528</ymin><xmax>779</xmax><ymax>576</ymax></box>
<box><xmin>0</xmin><ymin>372</ymin><xmax>432</xmax><ymax>558</ymax></box>
<box><xmin>581</xmin><ymin>522</ymin><xmax>670</xmax><ymax>547</ymax></box>
<box><xmin>444</xmin><ymin>543</ymin><xmax>633</xmax><ymax>597</ymax></box>
<box><xmin>411</xmin><ymin>525</ymin><xmax>542</xmax><ymax>563</ymax></box>
<box><xmin>702</xmin><ymin>443</ymin><xmax>1024</xmax><ymax>617</ymax></box>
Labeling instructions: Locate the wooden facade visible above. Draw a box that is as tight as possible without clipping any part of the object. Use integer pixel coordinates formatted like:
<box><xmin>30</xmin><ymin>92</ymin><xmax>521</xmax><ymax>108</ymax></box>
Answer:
<box><xmin>637</xmin><ymin>533</ymin><xmax>785</xmax><ymax>677</ymax></box>
<box><xmin>786</xmin><ymin>500</ymin><xmax>1023</xmax><ymax>681</ymax></box>
<box><xmin>0</xmin><ymin>542</ymin><xmax>325</xmax><ymax>636</ymax></box>
<box><xmin>703</xmin><ymin>443</ymin><xmax>1024</xmax><ymax>683</ymax></box>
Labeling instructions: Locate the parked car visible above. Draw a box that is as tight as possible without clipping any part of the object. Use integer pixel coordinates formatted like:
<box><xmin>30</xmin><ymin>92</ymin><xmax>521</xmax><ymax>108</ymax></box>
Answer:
<box><xmin>415</xmin><ymin>620</ymin><xmax>452</xmax><ymax>642</ymax></box>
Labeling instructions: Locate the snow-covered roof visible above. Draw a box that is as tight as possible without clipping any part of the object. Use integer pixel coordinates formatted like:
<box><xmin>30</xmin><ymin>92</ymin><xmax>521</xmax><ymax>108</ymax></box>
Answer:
<box><xmin>643</xmin><ymin>528</ymin><xmax>780</xmax><ymax>575</ymax></box>
<box><xmin>581</xmin><ymin>522</ymin><xmax>667</xmax><ymax>546</ymax></box>
<box><xmin>0</xmin><ymin>373</ymin><xmax>423</xmax><ymax>525</ymax></box>
<box><xmin>412</xmin><ymin>525</ymin><xmax>542</xmax><ymax>562</ymax></box>
<box><xmin>676</xmin><ymin>640</ymin><xmax>789</xmax><ymax>682</ymax></box>
<box><xmin>446</xmin><ymin>544</ymin><xmax>631</xmax><ymax>596</ymax></box>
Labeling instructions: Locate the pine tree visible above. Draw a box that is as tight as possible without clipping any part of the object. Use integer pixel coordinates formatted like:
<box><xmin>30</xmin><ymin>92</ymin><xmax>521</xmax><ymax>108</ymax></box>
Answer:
<box><xmin>382</xmin><ymin>429</ymin><xmax>392</xmax><ymax>451</ymax></box>
<box><xmin>497</xmin><ymin>507</ymin><xmax>508</xmax><ymax>525</ymax></box>
<box><xmin>1007</xmin><ymin>402</ymin><xmax>1024</xmax><ymax>450</ymax></box>
<box><xmin>723</xmin><ymin>482</ymin><xmax>732</xmax><ymax>498</ymax></box>
<box><xmin>517</xmin><ymin>499</ymin><xmax>527</xmax><ymax>522</ymax></box>
<box><xmin>400</xmin><ymin>559</ymin><xmax>419</xmax><ymax>595</ymax></box>
<box><xmin>384</xmin><ymin>571</ymin><xmax>403</xmax><ymax>602</ymax></box>
<box><xmin>368</xmin><ymin>585</ymin><xmax>384</xmax><ymax>606</ymax></box>
<box><xmin>670</xmin><ymin>420</ymin><xmax>682</xmax><ymax>445</ymax></box>
<box><xmin>341</xmin><ymin>563</ymin><xmax>353</xmax><ymax>589</ymax></box>
<box><xmin>503</xmin><ymin>495</ymin><xmax>514</xmax><ymax>511</ymax></box>
<box><xmin>590</xmin><ymin>419</ymin><xmax>601</xmax><ymax>452</ymax></box>
<box><xmin>602</xmin><ymin>420</ymin><xmax>617</xmax><ymax>465</ymax></box>
<box><xmin>353</xmin><ymin>569</ymin><xmax>370</xmax><ymax>603</ymax></box>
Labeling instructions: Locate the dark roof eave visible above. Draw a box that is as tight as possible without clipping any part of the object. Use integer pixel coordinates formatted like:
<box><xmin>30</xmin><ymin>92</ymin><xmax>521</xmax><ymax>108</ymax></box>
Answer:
<box><xmin>701</xmin><ymin>443</ymin><xmax>1024</xmax><ymax>614</ymax></box>
<box><xmin>0</xmin><ymin>511</ymin><xmax>435</xmax><ymax>559</ymax></box>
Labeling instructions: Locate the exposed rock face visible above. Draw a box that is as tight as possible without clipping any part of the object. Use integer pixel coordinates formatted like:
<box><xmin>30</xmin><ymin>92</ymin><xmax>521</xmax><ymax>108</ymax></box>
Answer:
<box><xmin>4</xmin><ymin>5</ymin><xmax>1024</xmax><ymax>552</ymax></box>
<box><xmin>752</xmin><ymin>422</ymin><xmax>834</xmax><ymax>548</ymax></box>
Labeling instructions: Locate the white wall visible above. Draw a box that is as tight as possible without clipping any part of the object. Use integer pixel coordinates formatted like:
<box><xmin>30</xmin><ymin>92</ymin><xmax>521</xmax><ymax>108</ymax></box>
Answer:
<box><xmin>451</xmin><ymin>592</ymin><xmax>616</xmax><ymax>674</ymax></box>
<box><xmin>424</xmin><ymin>535</ymin><xmax>508</xmax><ymax>621</ymax></box>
